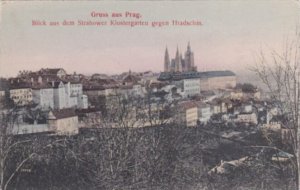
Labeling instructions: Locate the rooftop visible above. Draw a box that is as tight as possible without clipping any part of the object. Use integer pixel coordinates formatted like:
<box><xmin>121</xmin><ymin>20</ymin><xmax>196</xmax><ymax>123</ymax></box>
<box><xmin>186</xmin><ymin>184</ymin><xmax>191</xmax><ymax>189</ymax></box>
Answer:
<box><xmin>38</xmin><ymin>68</ymin><xmax>66</xmax><ymax>76</ymax></box>
<box><xmin>48</xmin><ymin>108</ymin><xmax>77</xmax><ymax>120</ymax></box>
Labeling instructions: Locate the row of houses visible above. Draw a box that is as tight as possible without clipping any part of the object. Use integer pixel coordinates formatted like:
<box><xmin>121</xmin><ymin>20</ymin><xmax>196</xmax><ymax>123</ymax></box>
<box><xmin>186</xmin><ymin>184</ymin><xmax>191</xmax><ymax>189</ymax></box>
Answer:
<box><xmin>177</xmin><ymin>101</ymin><xmax>212</xmax><ymax>127</ymax></box>
<box><xmin>177</xmin><ymin>97</ymin><xmax>279</xmax><ymax>128</ymax></box>
<box><xmin>4</xmin><ymin>68</ymin><xmax>88</xmax><ymax>110</ymax></box>
<box><xmin>3</xmin><ymin>69</ymin><xmax>151</xmax><ymax>110</ymax></box>
<box><xmin>1</xmin><ymin>68</ymin><xmax>265</xmax><ymax>137</ymax></box>
<box><xmin>9</xmin><ymin>81</ymin><xmax>89</xmax><ymax>109</ymax></box>
<box><xmin>2</xmin><ymin>69</ymin><xmax>157</xmax><ymax>135</ymax></box>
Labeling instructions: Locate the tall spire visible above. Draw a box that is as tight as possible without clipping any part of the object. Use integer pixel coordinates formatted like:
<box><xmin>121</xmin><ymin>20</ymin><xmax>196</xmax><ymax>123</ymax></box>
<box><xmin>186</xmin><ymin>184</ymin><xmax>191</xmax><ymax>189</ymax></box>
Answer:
<box><xmin>176</xmin><ymin>45</ymin><xmax>179</xmax><ymax>57</ymax></box>
<box><xmin>184</xmin><ymin>42</ymin><xmax>195</xmax><ymax>71</ymax></box>
<box><xmin>165</xmin><ymin>46</ymin><xmax>169</xmax><ymax>56</ymax></box>
<box><xmin>164</xmin><ymin>46</ymin><xmax>170</xmax><ymax>72</ymax></box>
<box><xmin>187</xmin><ymin>41</ymin><xmax>191</xmax><ymax>52</ymax></box>
<box><xmin>175</xmin><ymin>45</ymin><xmax>181</xmax><ymax>72</ymax></box>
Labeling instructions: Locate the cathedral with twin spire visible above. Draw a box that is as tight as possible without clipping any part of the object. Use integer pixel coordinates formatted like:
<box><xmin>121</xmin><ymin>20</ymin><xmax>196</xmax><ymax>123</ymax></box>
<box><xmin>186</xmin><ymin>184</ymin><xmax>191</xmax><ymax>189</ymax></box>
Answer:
<box><xmin>164</xmin><ymin>42</ymin><xmax>197</xmax><ymax>73</ymax></box>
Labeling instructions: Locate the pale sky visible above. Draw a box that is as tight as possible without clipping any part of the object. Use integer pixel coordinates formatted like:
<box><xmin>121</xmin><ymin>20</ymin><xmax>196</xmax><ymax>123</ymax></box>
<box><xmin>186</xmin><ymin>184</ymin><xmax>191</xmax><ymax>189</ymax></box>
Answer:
<box><xmin>0</xmin><ymin>0</ymin><xmax>299</xmax><ymax>77</ymax></box>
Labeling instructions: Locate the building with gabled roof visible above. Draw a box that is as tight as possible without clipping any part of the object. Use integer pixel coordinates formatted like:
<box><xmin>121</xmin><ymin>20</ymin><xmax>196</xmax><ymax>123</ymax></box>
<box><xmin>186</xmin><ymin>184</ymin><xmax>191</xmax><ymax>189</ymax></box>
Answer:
<box><xmin>32</xmin><ymin>83</ymin><xmax>54</xmax><ymax>109</ymax></box>
<box><xmin>177</xmin><ymin>101</ymin><xmax>198</xmax><ymax>127</ymax></box>
<box><xmin>38</xmin><ymin>68</ymin><xmax>67</xmax><ymax>78</ymax></box>
<box><xmin>48</xmin><ymin>80</ymin><xmax>88</xmax><ymax>109</ymax></box>
<box><xmin>48</xmin><ymin>108</ymin><xmax>78</xmax><ymax>135</ymax></box>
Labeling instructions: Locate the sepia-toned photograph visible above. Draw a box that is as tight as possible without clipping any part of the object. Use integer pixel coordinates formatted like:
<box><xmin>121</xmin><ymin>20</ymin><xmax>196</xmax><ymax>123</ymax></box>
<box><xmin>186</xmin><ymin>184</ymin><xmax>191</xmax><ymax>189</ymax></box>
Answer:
<box><xmin>0</xmin><ymin>1</ymin><xmax>300</xmax><ymax>189</ymax></box>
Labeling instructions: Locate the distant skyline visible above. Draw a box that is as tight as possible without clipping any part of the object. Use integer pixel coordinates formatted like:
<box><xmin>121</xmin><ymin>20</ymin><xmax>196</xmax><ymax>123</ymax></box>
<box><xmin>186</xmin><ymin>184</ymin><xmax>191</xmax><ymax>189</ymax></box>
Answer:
<box><xmin>0</xmin><ymin>1</ymin><xmax>300</xmax><ymax>77</ymax></box>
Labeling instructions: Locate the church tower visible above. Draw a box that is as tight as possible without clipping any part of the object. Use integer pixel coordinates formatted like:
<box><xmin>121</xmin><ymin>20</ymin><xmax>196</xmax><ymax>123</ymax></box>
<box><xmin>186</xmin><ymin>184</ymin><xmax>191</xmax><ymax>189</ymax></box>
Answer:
<box><xmin>175</xmin><ymin>46</ymin><xmax>182</xmax><ymax>72</ymax></box>
<box><xmin>163</xmin><ymin>43</ymin><xmax>196</xmax><ymax>73</ymax></box>
<box><xmin>164</xmin><ymin>47</ymin><xmax>170</xmax><ymax>72</ymax></box>
<box><xmin>184</xmin><ymin>42</ymin><xmax>195</xmax><ymax>71</ymax></box>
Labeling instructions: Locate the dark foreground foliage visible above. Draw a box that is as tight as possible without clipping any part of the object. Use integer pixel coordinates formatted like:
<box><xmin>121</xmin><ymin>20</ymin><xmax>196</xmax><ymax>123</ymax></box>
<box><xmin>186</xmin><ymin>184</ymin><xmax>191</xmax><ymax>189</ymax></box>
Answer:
<box><xmin>5</xmin><ymin>125</ymin><xmax>296</xmax><ymax>190</ymax></box>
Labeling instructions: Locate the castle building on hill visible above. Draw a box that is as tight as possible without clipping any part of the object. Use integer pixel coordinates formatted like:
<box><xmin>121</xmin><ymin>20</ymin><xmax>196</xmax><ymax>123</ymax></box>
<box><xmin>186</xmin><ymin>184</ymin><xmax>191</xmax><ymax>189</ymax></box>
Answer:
<box><xmin>164</xmin><ymin>42</ymin><xmax>197</xmax><ymax>73</ymax></box>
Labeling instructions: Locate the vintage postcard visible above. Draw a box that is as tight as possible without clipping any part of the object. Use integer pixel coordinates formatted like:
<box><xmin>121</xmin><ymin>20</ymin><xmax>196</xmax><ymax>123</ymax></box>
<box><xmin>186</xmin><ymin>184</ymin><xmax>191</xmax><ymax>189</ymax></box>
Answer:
<box><xmin>0</xmin><ymin>1</ymin><xmax>300</xmax><ymax>190</ymax></box>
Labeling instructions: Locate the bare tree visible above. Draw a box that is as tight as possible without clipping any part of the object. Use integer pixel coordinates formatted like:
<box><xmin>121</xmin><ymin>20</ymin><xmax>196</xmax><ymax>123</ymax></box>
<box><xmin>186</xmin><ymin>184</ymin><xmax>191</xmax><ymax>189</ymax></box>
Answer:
<box><xmin>0</xmin><ymin>100</ymin><xmax>68</xmax><ymax>190</ymax></box>
<box><xmin>0</xmin><ymin>106</ymin><xmax>37</xmax><ymax>190</ymax></box>
<box><xmin>72</xmin><ymin>90</ymin><xmax>183</xmax><ymax>189</ymax></box>
<box><xmin>252</xmin><ymin>29</ymin><xmax>300</xmax><ymax>189</ymax></box>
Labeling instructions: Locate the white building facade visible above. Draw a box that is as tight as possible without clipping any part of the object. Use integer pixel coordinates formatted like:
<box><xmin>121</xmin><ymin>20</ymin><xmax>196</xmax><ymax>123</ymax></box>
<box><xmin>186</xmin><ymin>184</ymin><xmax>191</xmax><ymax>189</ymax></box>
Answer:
<box><xmin>32</xmin><ymin>87</ymin><xmax>54</xmax><ymax>109</ymax></box>
<box><xmin>198</xmin><ymin>105</ymin><xmax>212</xmax><ymax>123</ymax></box>
<box><xmin>10</xmin><ymin>88</ymin><xmax>33</xmax><ymax>106</ymax></box>
<box><xmin>183</xmin><ymin>78</ymin><xmax>201</xmax><ymax>97</ymax></box>
<box><xmin>52</xmin><ymin>81</ymin><xmax>88</xmax><ymax>109</ymax></box>
<box><xmin>48</xmin><ymin>109</ymin><xmax>79</xmax><ymax>135</ymax></box>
